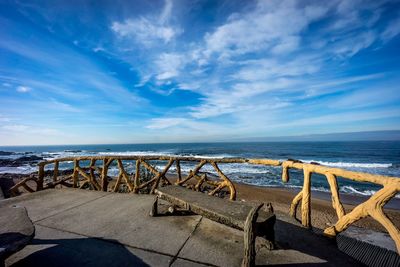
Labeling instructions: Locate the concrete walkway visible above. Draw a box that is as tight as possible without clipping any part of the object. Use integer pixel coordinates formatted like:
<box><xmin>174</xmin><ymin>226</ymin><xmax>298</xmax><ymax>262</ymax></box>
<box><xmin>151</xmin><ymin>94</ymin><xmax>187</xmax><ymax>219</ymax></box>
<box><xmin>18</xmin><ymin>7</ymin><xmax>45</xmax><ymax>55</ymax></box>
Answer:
<box><xmin>1</xmin><ymin>189</ymin><xmax>362</xmax><ymax>267</ymax></box>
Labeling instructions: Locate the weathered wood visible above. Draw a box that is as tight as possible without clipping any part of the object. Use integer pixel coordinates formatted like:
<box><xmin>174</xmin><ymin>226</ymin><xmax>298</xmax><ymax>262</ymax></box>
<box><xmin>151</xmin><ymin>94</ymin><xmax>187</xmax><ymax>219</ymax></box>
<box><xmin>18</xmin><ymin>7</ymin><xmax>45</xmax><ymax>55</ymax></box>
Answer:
<box><xmin>176</xmin><ymin>160</ymin><xmax>182</xmax><ymax>182</ymax></box>
<box><xmin>114</xmin><ymin>159</ymin><xmax>134</xmax><ymax>192</ymax></box>
<box><xmin>324</xmin><ymin>186</ymin><xmax>400</xmax><ymax>253</ymax></box>
<box><xmin>150</xmin><ymin>159</ymin><xmax>174</xmax><ymax>193</ymax></box>
<box><xmin>155</xmin><ymin>186</ymin><xmax>274</xmax><ymax>231</ymax></box>
<box><xmin>282</xmin><ymin>159</ymin><xmax>399</xmax><ymax>186</ymax></box>
<box><xmin>113</xmin><ymin>173</ymin><xmax>124</xmax><ymax>192</ymax></box>
<box><xmin>155</xmin><ymin>186</ymin><xmax>274</xmax><ymax>266</ymax></box>
<box><xmin>44</xmin><ymin>176</ymin><xmax>73</xmax><ymax>189</ymax></box>
<box><xmin>37</xmin><ymin>164</ymin><xmax>45</xmax><ymax>191</ymax></box>
<box><xmin>134</xmin><ymin>160</ymin><xmax>141</xmax><ymax>192</ymax></box>
<box><xmin>76</xmin><ymin>166</ymin><xmax>101</xmax><ymax>189</ymax></box>
<box><xmin>210</xmin><ymin>162</ymin><xmax>236</xmax><ymax>200</ymax></box>
<box><xmin>141</xmin><ymin>160</ymin><xmax>160</xmax><ymax>176</ymax></box>
<box><xmin>247</xmin><ymin>159</ymin><xmax>281</xmax><ymax>166</ymax></box>
<box><xmin>53</xmin><ymin>161</ymin><xmax>59</xmax><ymax>182</ymax></box>
<box><xmin>9</xmin><ymin>177</ymin><xmax>38</xmax><ymax>196</ymax></box>
<box><xmin>149</xmin><ymin>196</ymin><xmax>158</xmax><ymax>217</ymax></box>
<box><xmin>289</xmin><ymin>191</ymin><xmax>303</xmax><ymax>218</ymax></box>
<box><xmin>72</xmin><ymin>160</ymin><xmax>79</xmax><ymax>188</ymax></box>
<box><xmin>101</xmin><ymin>158</ymin><xmax>112</xmax><ymax>191</ymax></box>
<box><xmin>242</xmin><ymin>203</ymin><xmax>264</xmax><ymax>267</ymax></box>
<box><xmin>88</xmin><ymin>159</ymin><xmax>101</xmax><ymax>190</ymax></box>
<box><xmin>39</xmin><ymin>156</ymin><xmax>249</xmax><ymax>165</ymax></box>
<box><xmin>301</xmin><ymin>168</ymin><xmax>312</xmax><ymax>228</ymax></box>
<box><xmin>325</xmin><ymin>173</ymin><xmax>345</xmax><ymax>219</ymax></box>
<box><xmin>194</xmin><ymin>174</ymin><xmax>207</xmax><ymax>191</ymax></box>
<box><xmin>21</xmin><ymin>183</ymin><xmax>35</xmax><ymax>193</ymax></box>
<box><xmin>176</xmin><ymin>160</ymin><xmax>207</xmax><ymax>185</ymax></box>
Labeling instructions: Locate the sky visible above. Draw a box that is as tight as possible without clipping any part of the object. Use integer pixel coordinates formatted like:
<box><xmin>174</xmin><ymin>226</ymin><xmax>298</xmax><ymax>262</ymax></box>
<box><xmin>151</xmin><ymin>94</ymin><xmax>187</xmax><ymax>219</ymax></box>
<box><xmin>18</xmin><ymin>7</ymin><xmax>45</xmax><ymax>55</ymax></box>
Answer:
<box><xmin>0</xmin><ymin>0</ymin><xmax>400</xmax><ymax>145</ymax></box>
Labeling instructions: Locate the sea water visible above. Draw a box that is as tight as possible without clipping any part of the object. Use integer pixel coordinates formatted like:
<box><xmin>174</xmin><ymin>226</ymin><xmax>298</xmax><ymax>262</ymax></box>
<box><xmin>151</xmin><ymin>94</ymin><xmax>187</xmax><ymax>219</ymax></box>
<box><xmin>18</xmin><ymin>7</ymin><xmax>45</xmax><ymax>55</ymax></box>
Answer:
<box><xmin>1</xmin><ymin>141</ymin><xmax>399</xmax><ymax>198</ymax></box>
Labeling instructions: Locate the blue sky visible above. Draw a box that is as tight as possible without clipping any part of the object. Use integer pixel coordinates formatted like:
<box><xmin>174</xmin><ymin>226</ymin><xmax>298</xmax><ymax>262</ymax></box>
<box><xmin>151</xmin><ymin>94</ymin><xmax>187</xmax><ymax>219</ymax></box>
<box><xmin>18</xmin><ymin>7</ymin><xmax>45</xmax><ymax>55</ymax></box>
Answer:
<box><xmin>0</xmin><ymin>0</ymin><xmax>400</xmax><ymax>145</ymax></box>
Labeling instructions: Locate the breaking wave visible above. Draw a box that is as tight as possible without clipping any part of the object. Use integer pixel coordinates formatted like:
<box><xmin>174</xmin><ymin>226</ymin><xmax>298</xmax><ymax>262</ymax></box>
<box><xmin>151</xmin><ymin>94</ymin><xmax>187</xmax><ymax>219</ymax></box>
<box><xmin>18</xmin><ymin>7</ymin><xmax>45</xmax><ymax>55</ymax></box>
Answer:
<box><xmin>301</xmin><ymin>160</ymin><xmax>392</xmax><ymax>168</ymax></box>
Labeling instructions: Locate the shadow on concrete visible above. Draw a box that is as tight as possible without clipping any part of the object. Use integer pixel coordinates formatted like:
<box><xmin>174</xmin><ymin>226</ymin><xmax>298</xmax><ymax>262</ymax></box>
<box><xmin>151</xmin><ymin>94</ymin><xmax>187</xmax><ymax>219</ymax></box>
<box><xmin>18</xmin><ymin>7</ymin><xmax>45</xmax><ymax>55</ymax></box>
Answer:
<box><xmin>260</xmin><ymin>264</ymin><xmax>333</xmax><ymax>267</ymax></box>
<box><xmin>269</xmin><ymin>219</ymin><xmax>363</xmax><ymax>266</ymax></box>
<box><xmin>0</xmin><ymin>232</ymin><xmax>33</xmax><ymax>260</ymax></box>
<box><xmin>9</xmin><ymin>237</ymin><xmax>150</xmax><ymax>267</ymax></box>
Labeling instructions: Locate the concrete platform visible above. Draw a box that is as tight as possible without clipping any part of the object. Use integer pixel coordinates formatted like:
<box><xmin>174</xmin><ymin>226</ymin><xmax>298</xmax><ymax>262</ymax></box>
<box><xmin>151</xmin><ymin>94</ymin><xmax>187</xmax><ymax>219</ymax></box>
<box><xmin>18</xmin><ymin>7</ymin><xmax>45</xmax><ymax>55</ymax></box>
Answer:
<box><xmin>1</xmin><ymin>189</ymin><xmax>363</xmax><ymax>266</ymax></box>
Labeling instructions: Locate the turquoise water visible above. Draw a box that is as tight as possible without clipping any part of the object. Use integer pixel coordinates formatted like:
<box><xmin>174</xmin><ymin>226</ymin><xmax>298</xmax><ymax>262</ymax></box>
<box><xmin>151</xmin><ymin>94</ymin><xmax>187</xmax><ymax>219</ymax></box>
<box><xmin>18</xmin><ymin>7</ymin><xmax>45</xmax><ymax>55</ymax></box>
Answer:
<box><xmin>1</xmin><ymin>141</ymin><xmax>399</xmax><ymax>198</ymax></box>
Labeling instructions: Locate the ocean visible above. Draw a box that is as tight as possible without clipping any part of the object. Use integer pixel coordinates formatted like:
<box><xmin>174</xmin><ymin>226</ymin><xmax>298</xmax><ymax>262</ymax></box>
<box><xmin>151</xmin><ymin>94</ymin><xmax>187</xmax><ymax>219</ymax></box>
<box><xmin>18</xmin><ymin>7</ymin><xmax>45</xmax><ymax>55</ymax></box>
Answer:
<box><xmin>1</xmin><ymin>141</ymin><xmax>399</xmax><ymax>198</ymax></box>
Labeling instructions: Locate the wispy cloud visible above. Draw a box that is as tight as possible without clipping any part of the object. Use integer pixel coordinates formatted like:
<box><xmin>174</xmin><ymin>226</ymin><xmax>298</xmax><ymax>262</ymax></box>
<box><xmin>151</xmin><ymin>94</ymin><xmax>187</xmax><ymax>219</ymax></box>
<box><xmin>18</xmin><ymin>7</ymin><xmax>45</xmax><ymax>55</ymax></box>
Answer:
<box><xmin>16</xmin><ymin>86</ymin><xmax>31</xmax><ymax>93</ymax></box>
<box><xmin>111</xmin><ymin>0</ymin><xmax>181</xmax><ymax>45</ymax></box>
<box><xmin>381</xmin><ymin>16</ymin><xmax>400</xmax><ymax>42</ymax></box>
<box><xmin>0</xmin><ymin>0</ymin><xmax>399</xmax><ymax>144</ymax></box>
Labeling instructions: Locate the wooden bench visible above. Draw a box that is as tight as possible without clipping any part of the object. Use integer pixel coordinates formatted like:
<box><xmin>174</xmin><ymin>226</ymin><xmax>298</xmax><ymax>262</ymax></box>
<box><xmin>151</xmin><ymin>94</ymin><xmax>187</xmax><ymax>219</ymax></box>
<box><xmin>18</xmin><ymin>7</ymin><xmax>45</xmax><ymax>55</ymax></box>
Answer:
<box><xmin>150</xmin><ymin>185</ymin><xmax>275</xmax><ymax>267</ymax></box>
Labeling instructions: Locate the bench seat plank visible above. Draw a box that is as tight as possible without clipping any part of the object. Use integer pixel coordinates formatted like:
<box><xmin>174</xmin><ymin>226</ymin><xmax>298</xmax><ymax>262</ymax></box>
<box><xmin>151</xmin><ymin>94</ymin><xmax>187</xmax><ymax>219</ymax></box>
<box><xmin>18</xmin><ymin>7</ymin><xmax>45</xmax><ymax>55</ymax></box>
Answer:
<box><xmin>155</xmin><ymin>185</ymin><xmax>274</xmax><ymax>230</ymax></box>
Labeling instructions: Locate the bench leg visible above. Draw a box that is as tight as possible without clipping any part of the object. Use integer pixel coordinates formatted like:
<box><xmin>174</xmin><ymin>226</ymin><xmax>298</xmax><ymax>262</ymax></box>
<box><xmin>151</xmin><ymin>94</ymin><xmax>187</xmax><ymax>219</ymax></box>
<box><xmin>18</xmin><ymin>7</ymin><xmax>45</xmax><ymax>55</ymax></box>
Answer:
<box><xmin>256</xmin><ymin>203</ymin><xmax>276</xmax><ymax>250</ymax></box>
<box><xmin>150</xmin><ymin>196</ymin><xmax>158</xmax><ymax>217</ymax></box>
<box><xmin>242</xmin><ymin>203</ymin><xmax>264</xmax><ymax>267</ymax></box>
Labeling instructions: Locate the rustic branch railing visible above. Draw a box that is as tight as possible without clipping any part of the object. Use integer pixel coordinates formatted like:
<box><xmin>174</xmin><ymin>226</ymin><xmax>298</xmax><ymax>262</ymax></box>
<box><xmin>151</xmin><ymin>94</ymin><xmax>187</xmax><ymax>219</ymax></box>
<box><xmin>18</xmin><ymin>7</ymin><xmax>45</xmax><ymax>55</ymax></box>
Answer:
<box><xmin>8</xmin><ymin>156</ymin><xmax>400</xmax><ymax>253</ymax></box>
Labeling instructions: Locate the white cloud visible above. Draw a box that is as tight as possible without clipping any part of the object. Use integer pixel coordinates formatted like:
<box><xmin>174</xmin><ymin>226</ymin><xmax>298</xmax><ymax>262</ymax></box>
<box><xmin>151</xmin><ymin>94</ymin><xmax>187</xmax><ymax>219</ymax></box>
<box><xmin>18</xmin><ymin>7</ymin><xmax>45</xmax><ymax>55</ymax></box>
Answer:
<box><xmin>111</xmin><ymin>0</ymin><xmax>181</xmax><ymax>45</ymax></box>
<box><xmin>381</xmin><ymin>17</ymin><xmax>400</xmax><ymax>42</ymax></box>
<box><xmin>270</xmin><ymin>36</ymin><xmax>300</xmax><ymax>55</ymax></box>
<box><xmin>93</xmin><ymin>46</ymin><xmax>105</xmax><ymax>53</ymax></box>
<box><xmin>0</xmin><ymin>115</ymin><xmax>11</xmax><ymax>122</ymax></box>
<box><xmin>16</xmin><ymin>86</ymin><xmax>31</xmax><ymax>93</ymax></box>
<box><xmin>333</xmin><ymin>31</ymin><xmax>377</xmax><ymax>57</ymax></box>
<box><xmin>159</xmin><ymin>0</ymin><xmax>173</xmax><ymax>24</ymax></box>
<box><xmin>111</xmin><ymin>19</ymin><xmax>180</xmax><ymax>44</ymax></box>
<box><xmin>308</xmin><ymin>73</ymin><xmax>385</xmax><ymax>90</ymax></box>
<box><xmin>2</xmin><ymin>124</ymin><xmax>29</xmax><ymax>131</ymax></box>
<box><xmin>146</xmin><ymin>118</ymin><xmax>188</xmax><ymax>129</ymax></box>
<box><xmin>146</xmin><ymin>117</ymin><xmax>230</xmax><ymax>136</ymax></box>
<box><xmin>155</xmin><ymin>53</ymin><xmax>185</xmax><ymax>80</ymax></box>
<box><xmin>234</xmin><ymin>56</ymin><xmax>321</xmax><ymax>81</ymax></box>
<box><xmin>203</xmin><ymin>0</ymin><xmax>329</xmax><ymax>58</ymax></box>
<box><xmin>2</xmin><ymin>124</ymin><xmax>60</xmax><ymax>136</ymax></box>
<box><xmin>189</xmin><ymin>78</ymin><xmax>296</xmax><ymax>119</ymax></box>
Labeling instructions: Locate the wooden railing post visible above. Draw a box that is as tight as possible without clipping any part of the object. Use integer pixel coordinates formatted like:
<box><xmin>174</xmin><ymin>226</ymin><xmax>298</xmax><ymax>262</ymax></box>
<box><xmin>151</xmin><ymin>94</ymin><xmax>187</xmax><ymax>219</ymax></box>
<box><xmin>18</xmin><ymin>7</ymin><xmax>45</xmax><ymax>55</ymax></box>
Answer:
<box><xmin>101</xmin><ymin>158</ymin><xmax>111</xmax><ymax>191</ymax></box>
<box><xmin>133</xmin><ymin>159</ymin><xmax>140</xmax><ymax>193</ymax></box>
<box><xmin>281</xmin><ymin>162</ymin><xmax>290</xmax><ymax>183</ymax></box>
<box><xmin>37</xmin><ymin>163</ymin><xmax>45</xmax><ymax>191</ymax></box>
<box><xmin>72</xmin><ymin>160</ymin><xmax>79</xmax><ymax>188</ymax></box>
<box><xmin>325</xmin><ymin>173</ymin><xmax>345</xmax><ymax>219</ymax></box>
<box><xmin>53</xmin><ymin>161</ymin><xmax>59</xmax><ymax>183</ymax></box>
<box><xmin>301</xmin><ymin>168</ymin><xmax>312</xmax><ymax>228</ymax></box>
<box><xmin>176</xmin><ymin>160</ymin><xmax>182</xmax><ymax>182</ymax></box>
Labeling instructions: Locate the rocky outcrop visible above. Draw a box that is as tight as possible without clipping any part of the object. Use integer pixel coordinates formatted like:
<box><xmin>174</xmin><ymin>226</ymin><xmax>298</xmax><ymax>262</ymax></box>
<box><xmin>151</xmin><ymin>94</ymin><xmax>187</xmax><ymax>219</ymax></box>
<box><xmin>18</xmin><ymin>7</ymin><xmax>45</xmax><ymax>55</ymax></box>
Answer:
<box><xmin>0</xmin><ymin>156</ymin><xmax>43</xmax><ymax>167</ymax></box>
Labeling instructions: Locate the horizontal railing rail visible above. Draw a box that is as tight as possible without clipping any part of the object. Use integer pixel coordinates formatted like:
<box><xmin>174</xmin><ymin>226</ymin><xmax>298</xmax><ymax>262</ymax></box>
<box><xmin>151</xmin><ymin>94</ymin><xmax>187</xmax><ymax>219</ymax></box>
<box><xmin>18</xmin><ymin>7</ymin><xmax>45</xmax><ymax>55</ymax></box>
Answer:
<box><xmin>8</xmin><ymin>155</ymin><xmax>400</xmax><ymax>253</ymax></box>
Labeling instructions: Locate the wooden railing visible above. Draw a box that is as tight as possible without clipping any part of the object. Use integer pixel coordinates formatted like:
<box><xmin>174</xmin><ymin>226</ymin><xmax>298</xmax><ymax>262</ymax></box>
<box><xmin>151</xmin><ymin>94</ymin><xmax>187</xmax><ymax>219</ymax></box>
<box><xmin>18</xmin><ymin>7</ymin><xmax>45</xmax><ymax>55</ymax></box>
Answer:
<box><xmin>9</xmin><ymin>156</ymin><xmax>400</xmax><ymax>253</ymax></box>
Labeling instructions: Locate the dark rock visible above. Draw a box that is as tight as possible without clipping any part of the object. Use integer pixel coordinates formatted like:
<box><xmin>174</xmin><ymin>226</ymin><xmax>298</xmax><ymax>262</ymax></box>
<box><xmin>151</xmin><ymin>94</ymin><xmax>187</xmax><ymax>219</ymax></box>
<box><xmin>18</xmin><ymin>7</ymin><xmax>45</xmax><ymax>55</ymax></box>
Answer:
<box><xmin>287</xmin><ymin>158</ymin><xmax>303</xmax><ymax>163</ymax></box>
<box><xmin>16</xmin><ymin>155</ymin><xmax>43</xmax><ymax>162</ymax></box>
<box><xmin>0</xmin><ymin>159</ymin><xmax>16</xmax><ymax>167</ymax></box>
<box><xmin>0</xmin><ymin>151</ymin><xmax>14</xmax><ymax>156</ymax></box>
<box><xmin>0</xmin><ymin>155</ymin><xmax>43</xmax><ymax>167</ymax></box>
